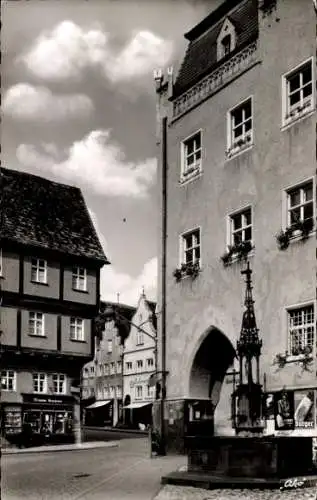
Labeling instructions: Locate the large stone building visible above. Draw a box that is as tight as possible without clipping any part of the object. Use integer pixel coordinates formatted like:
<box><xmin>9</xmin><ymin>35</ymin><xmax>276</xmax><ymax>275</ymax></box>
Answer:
<box><xmin>155</xmin><ymin>0</ymin><xmax>316</xmax><ymax>452</ymax></box>
<box><xmin>1</xmin><ymin>167</ymin><xmax>108</xmax><ymax>439</ymax></box>
<box><xmin>82</xmin><ymin>301</ymin><xmax>135</xmax><ymax>427</ymax></box>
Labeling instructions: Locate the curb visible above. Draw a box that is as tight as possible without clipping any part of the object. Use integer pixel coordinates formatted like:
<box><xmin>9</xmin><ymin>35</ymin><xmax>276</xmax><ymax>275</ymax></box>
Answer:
<box><xmin>2</xmin><ymin>440</ymin><xmax>119</xmax><ymax>455</ymax></box>
<box><xmin>84</xmin><ymin>426</ymin><xmax>148</xmax><ymax>435</ymax></box>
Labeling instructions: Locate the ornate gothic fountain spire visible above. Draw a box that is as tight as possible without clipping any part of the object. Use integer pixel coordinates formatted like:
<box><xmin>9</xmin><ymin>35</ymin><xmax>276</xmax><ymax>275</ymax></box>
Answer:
<box><xmin>237</xmin><ymin>261</ymin><xmax>262</xmax><ymax>360</ymax></box>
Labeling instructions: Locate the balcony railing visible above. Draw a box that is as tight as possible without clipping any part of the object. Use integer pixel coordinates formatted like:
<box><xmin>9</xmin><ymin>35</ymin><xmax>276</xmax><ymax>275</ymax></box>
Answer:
<box><xmin>173</xmin><ymin>40</ymin><xmax>258</xmax><ymax>120</ymax></box>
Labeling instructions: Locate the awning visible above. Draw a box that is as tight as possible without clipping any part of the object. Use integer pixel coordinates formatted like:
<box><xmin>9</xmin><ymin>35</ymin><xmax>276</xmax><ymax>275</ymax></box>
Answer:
<box><xmin>85</xmin><ymin>400</ymin><xmax>111</xmax><ymax>409</ymax></box>
<box><xmin>123</xmin><ymin>402</ymin><xmax>152</xmax><ymax>409</ymax></box>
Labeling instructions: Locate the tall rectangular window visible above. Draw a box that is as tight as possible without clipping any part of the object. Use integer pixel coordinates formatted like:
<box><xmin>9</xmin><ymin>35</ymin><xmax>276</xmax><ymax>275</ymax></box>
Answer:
<box><xmin>227</xmin><ymin>98</ymin><xmax>253</xmax><ymax>157</ymax></box>
<box><xmin>146</xmin><ymin>358</ymin><xmax>154</xmax><ymax>369</ymax></box>
<box><xmin>1</xmin><ymin>370</ymin><xmax>16</xmax><ymax>391</ymax></box>
<box><xmin>181</xmin><ymin>131</ymin><xmax>202</xmax><ymax>180</ymax></box>
<box><xmin>136</xmin><ymin>360</ymin><xmax>143</xmax><ymax>373</ymax></box>
<box><xmin>181</xmin><ymin>229</ymin><xmax>200</xmax><ymax>265</ymax></box>
<box><xmin>107</xmin><ymin>339</ymin><xmax>113</xmax><ymax>353</ymax></box>
<box><xmin>33</xmin><ymin>373</ymin><xmax>47</xmax><ymax>393</ymax></box>
<box><xmin>70</xmin><ymin>317</ymin><xmax>84</xmax><ymax>341</ymax></box>
<box><xmin>72</xmin><ymin>267</ymin><xmax>87</xmax><ymax>291</ymax></box>
<box><xmin>287</xmin><ymin>181</ymin><xmax>314</xmax><ymax>228</ymax></box>
<box><xmin>116</xmin><ymin>361</ymin><xmax>122</xmax><ymax>373</ymax></box>
<box><xmin>110</xmin><ymin>362</ymin><xmax>115</xmax><ymax>375</ymax></box>
<box><xmin>288</xmin><ymin>305</ymin><xmax>314</xmax><ymax>356</ymax></box>
<box><xmin>136</xmin><ymin>329</ymin><xmax>144</xmax><ymax>346</ymax></box>
<box><xmin>52</xmin><ymin>374</ymin><xmax>66</xmax><ymax>394</ymax></box>
<box><xmin>116</xmin><ymin>385</ymin><xmax>122</xmax><ymax>398</ymax></box>
<box><xmin>229</xmin><ymin>207</ymin><xmax>252</xmax><ymax>246</ymax></box>
<box><xmin>135</xmin><ymin>385</ymin><xmax>143</xmax><ymax>399</ymax></box>
<box><xmin>31</xmin><ymin>258</ymin><xmax>47</xmax><ymax>284</ymax></box>
<box><xmin>283</xmin><ymin>59</ymin><xmax>313</xmax><ymax>124</ymax></box>
<box><xmin>28</xmin><ymin>312</ymin><xmax>45</xmax><ymax>336</ymax></box>
<box><xmin>125</xmin><ymin>361</ymin><xmax>132</xmax><ymax>372</ymax></box>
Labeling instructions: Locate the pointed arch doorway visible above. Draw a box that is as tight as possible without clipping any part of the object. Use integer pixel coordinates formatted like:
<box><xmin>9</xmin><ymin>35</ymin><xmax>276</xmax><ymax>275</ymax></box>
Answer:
<box><xmin>188</xmin><ymin>327</ymin><xmax>236</xmax><ymax>435</ymax></box>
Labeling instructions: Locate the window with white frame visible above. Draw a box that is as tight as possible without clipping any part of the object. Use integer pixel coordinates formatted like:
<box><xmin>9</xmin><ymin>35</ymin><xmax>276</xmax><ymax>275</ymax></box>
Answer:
<box><xmin>116</xmin><ymin>361</ymin><xmax>122</xmax><ymax>373</ymax></box>
<box><xmin>28</xmin><ymin>312</ymin><xmax>45</xmax><ymax>336</ymax></box>
<box><xmin>136</xmin><ymin>329</ymin><xmax>144</xmax><ymax>346</ymax></box>
<box><xmin>283</xmin><ymin>59</ymin><xmax>313</xmax><ymax>124</ymax></box>
<box><xmin>109</xmin><ymin>385</ymin><xmax>115</xmax><ymax>398</ymax></box>
<box><xmin>72</xmin><ymin>267</ymin><xmax>87</xmax><ymax>291</ymax></box>
<box><xmin>104</xmin><ymin>364</ymin><xmax>109</xmax><ymax>375</ymax></box>
<box><xmin>1</xmin><ymin>370</ymin><xmax>16</xmax><ymax>391</ymax></box>
<box><xmin>181</xmin><ymin>229</ymin><xmax>200</xmax><ymax>265</ymax></box>
<box><xmin>31</xmin><ymin>258</ymin><xmax>47</xmax><ymax>284</ymax></box>
<box><xmin>229</xmin><ymin>207</ymin><xmax>252</xmax><ymax>247</ymax></box>
<box><xmin>136</xmin><ymin>360</ymin><xmax>143</xmax><ymax>372</ymax></box>
<box><xmin>146</xmin><ymin>358</ymin><xmax>154</xmax><ymax>369</ymax></box>
<box><xmin>116</xmin><ymin>385</ymin><xmax>122</xmax><ymax>398</ymax></box>
<box><xmin>147</xmin><ymin>385</ymin><xmax>154</xmax><ymax>398</ymax></box>
<box><xmin>181</xmin><ymin>131</ymin><xmax>202</xmax><ymax>179</ymax></box>
<box><xmin>107</xmin><ymin>339</ymin><xmax>113</xmax><ymax>353</ymax></box>
<box><xmin>286</xmin><ymin>181</ymin><xmax>314</xmax><ymax>228</ymax></box>
<box><xmin>227</xmin><ymin>98</ymin><xmax>253</xmax><ymax>156</ymax></box>
<box><xmin>52</xmin><ymin>373</ymin><xmax>66</xmax><ymax>394</ymax></box>
<box><xmin>110</xmin><ymin>362</ymin><xmax>115</xmax><ymax>375</ymax></box>
<box><xmin>70</xmin><ymin>317</ymin><xmax>84</xmax><ymax>341</ymax></box>
<box><xmin>288</xmin><ymin>305</ymin><xmax>315</xmax><ymax>356</ymax></box>
<box><xmin>135</xmin><ymin>385</ymin><xmax>143</xmax><ymax>399</ymax></box>
<box><xmin>126</xmin><ymin>361</ymin><xmax>132</xmax><ymax>372</ymax></box>
<box><xmin>104</xmin><ymin>386</ymin><xmax>109</xmax><ymax>398</ymax></box>
<box><xmin>33</xmin><ymin>373</ymin><xmax>47</xmax><ymax>393</ymax></box>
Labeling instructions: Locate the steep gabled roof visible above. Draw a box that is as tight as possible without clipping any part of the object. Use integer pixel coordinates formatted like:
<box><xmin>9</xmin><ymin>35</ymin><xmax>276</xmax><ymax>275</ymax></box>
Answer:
<box><xmin>1</xmin><ymin>167</ymin><xmax>109</xmax><ymax>264</ymax></box>
<box><xmin>173</xmin><ymin>0</ymin><xmax>258</xmax><ymax>97</ymax></box>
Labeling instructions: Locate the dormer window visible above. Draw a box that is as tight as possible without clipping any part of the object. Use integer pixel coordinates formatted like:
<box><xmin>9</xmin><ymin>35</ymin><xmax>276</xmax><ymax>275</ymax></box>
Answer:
<box><xmin>221</xmin><ymin>35</ymin><xmax>232</xmax><ymax>57</ymax></box>
<box><xmin>217</xmin><ymin>18</ymin><xmax>236</xmax><ymax>61</ymax></box>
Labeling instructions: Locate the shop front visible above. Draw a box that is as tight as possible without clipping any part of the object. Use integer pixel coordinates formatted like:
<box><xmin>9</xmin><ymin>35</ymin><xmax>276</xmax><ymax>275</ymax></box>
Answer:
<box><xmin>84</xmin><ymin>400</ymin><xmax>113</xmax><ymax>426</ymax></box>
<box><xmin>21</xmin><ymin>393</ymin><xmax>75</xmax><ymax>442</ymax></box>
<box><xmin>122</xmin><ymin>401</ymin><xmax>153</xmax><ymax>429</ymax></box>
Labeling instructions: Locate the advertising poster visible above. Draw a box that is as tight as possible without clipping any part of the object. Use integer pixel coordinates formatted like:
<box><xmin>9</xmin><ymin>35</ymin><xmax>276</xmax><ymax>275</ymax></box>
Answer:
<box><xmin>294</xmin><ymin>390</ymin><xmax>315</xmax><ymax>430</ymax></box>
<box><xmin>274</xmin><ymin>390</ymin><xmax>295</xmax><ymax>430</ymax></box>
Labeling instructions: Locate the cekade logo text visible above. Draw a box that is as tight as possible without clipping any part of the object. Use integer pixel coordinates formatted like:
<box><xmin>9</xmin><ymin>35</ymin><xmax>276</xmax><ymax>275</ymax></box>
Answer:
<box><xmin>280</xmin><ymin>477</ymin><xmax>306</xmax><ymax>490</ymax></box>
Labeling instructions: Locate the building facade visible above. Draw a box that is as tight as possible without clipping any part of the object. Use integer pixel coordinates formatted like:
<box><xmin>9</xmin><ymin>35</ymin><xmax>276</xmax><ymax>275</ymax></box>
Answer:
<box><xmin>123</xmin><ymin>293</ymin><xmax>157</xmax><ymax>428</ymax></box>
<box><xmin>155</xmin><ymin>0</ymin><xmax>316</xmax><ymax>452</ymax></box>
<box><xmin>1</xmin><ymin>167</ymin><xmax>108</xmax><ymax>440</ymax></box>
<box><xmin>82</xmin><ymin>301</ymin><xmax>135</xmax><ymax>427</ymax></box>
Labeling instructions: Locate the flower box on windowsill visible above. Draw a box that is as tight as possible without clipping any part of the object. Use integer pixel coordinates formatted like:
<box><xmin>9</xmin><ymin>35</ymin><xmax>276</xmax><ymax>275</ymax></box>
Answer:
<box><xmin>181</xmin><ymin>166</ymin><xmax>201</xmax><ymax>182</ymax></box>
<box><xmin>285</xmin><ymin>100</ymin><xmax>312</xmax><ymax>124</ymax></box>
<box><xmin>276</xmin><ymin>218</ymin><xmax>314</xmax><ymax>250</ymax></box>
<box><xmin>221</xmin><ymin>241</ymin><xmax>253</xmax><ymax>267</ymax></box>
<box><xmin>226</xmin><ymin>135</ymin><xmax>252</xmax><ymax>159</ymax></box>
<box><xmin>173</xmin><ymin>261</ymin><xmax>201</xmax><ymax>282</ymax></box>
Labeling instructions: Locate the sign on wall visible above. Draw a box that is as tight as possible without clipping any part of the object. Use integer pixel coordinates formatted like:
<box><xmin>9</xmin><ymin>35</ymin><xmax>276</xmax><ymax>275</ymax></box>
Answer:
<box><xmin>274</xmin><ymin>390</ymin><xmax>295</xmax><ymax>431</ymax></box>
<box><xmin>294</xmin><ymin>390</ymin><xmax>315</xmax><ymax>429</ymax></box>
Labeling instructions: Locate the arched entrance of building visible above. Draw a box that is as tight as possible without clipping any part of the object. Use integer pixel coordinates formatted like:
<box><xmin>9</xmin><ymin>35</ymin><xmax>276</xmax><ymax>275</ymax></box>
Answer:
<box><xmin>188</xmin><ymin>327</ymin><xmax>236</xmax><ymax>434</ymax></box>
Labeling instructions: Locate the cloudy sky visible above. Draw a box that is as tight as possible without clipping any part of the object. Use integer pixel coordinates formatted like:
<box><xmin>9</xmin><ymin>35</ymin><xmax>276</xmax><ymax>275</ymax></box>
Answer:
<box><xmin>2</xmin><ymin>0</ymin><xmax>216</xmax><ymax>306</ymax></box>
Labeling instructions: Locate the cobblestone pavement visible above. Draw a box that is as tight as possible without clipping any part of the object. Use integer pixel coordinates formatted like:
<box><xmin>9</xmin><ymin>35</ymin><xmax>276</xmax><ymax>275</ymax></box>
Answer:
<box><xmin>154</xmin><ymin>485</ymin><xmax>317</xmax><ymax>500</ymax></box>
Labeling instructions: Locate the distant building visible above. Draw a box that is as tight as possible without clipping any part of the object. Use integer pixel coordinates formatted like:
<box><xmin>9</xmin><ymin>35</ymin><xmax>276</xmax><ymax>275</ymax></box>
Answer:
<box><xmin>155</xmin><ymin>0</ymin><xmax>316</xmax><ymax>452</ymax></box>
<box><xmin>82</xmin><ymin>301</ymin><xmax>135</xmax><ymax>427</ymax></box>
<box><xmin>0</xmin><ymin>167</ymin><xmax>108</xmax><ymax>439</ymax></box>
<box><xmin>123</xmin><ymin>292</ymin><xmax>157</xmax><ymax>429</ymax></box>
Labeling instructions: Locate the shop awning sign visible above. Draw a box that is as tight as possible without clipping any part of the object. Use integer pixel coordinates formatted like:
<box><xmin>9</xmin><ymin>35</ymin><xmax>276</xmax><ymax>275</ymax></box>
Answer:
<box><xmin>85</xmin><ymin>400</ymin><xmax>111</xmax><ymax>409</ymax></box>
<box><xmin>123</xmin><ymin>402</ymin><xmax>152</xmax><ymax>409</ymax></box>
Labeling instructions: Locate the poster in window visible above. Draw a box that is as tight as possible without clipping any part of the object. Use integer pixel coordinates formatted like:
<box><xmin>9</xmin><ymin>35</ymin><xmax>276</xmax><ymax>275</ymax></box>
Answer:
<box><xmin>274</xmin><ymin>390</ymin><xmax>294</xmax><ymax>430</ymax></box>
<box><xmin>294</xmin><ymin>390</ymin><xmax>315</xmax><ymax>429</ymax></box>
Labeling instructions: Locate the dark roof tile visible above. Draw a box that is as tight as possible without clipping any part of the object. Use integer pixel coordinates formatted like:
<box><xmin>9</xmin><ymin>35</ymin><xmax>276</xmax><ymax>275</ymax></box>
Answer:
<box><xmin>173</xmin><ymin>0</ymin><xmax>258</xmax><ymax>97</ymax></box>
<box><xmin>1</xmin><ymin>167</ymin><xmax>108</xmax><ymax>263</ymax></box>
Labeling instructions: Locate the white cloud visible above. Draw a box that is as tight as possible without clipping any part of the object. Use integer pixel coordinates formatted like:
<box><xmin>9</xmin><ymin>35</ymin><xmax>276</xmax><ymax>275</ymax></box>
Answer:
<box><xmin>16</xmin><ymin>129</ymin><xmax>157</xmax><ymax>198</ymax></box>
<box><xmin>103</xmin><ymin>30</ymin><xmax>173</xmax><ymax>83</ymax></box>
<box><xmin>19</xmin><ymin>21</ymin><xmax>173</xmax><ymax>83</ymax></box>
<box><xmin>3</xmin><ymin>83</ymin><xmax>93</xmax><ymax>121</ymax></box>
<box><xmin>101</xmin><ymin>257</ymin><xmax>157</xmax><ymax>307</ymax></box>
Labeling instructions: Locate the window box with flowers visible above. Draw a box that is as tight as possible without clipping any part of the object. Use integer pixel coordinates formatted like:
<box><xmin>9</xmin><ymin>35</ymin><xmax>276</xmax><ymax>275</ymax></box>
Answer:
<box><xmin>221</xmin><ymin>240</ymin><xmax>253</xmax><ymax>267</ymax></box>
<box><xmin>276</xmin><ymin>217</ymin><xmax>314</xmax><ymax>250</ymax></box>
<box><xmin>173</xmin><ymin>261</ymin><xmax>200</xmax><ymax>282</ymax></box>
<box><xmin>226</xmin><ymin>134</ymin><xmax>252</xmax><ymax>159</ymax></box>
